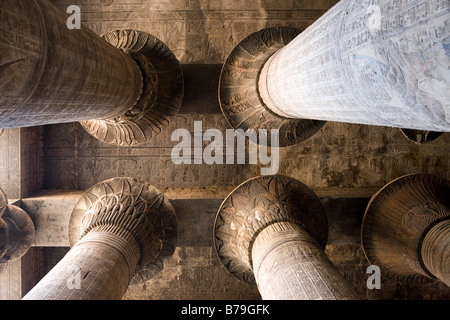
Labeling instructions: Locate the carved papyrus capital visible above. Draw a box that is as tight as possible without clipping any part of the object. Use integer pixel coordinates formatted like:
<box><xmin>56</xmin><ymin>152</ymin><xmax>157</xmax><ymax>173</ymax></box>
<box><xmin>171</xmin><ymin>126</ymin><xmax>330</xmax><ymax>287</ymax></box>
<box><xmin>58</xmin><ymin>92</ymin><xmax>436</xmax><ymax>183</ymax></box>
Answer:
<box><xmin>69</xmin><ymin>177</ymin><xmax>178</xmax><ymax>284</ymax></box>
<box><xmin>219</xmin><ymin>27</ymin><xmax>325</xmax><ymax>147</ymax></box>
<box><xmin>362</xmin><ymin>174</ymin><xmax>450</xmax><ymax>285</ymax></box>
<box><xmin>81</xmin><ymin>30</ymin><xmax>184</xmax><ymax>147</ymax></box>
<box><xmin>214</xmin><ymin>175</ymin><xmax>327</xmax><ymax>285</ymax></box>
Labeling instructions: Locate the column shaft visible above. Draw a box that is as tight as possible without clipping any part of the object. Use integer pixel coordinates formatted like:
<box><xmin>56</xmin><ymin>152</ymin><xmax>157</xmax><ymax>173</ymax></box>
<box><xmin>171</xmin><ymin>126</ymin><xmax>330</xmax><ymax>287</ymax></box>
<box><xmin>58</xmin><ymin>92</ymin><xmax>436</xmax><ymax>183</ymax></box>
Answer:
<box><xmin>252</xmin><ymin>222</ymin><xmax>358</xmax><ymax>300</ymax></box>
<box><xmin>0</xmin><ymin>0</ymin><xmax>142</xmax><ymax>128</ymax></box>
<box><xmin>22</xmin><ymin>232</ymin><xmax>139</xmax><ymax>300</ymax></box>
<box><xmin>214</xmin><ymin>175</ymin><xmax>359</xmax><ymax>300</ymax></box>
<box><xmin>258</xmin><ymin>0</ymin><xmax>450</xmax><ymax>132</ymax></box>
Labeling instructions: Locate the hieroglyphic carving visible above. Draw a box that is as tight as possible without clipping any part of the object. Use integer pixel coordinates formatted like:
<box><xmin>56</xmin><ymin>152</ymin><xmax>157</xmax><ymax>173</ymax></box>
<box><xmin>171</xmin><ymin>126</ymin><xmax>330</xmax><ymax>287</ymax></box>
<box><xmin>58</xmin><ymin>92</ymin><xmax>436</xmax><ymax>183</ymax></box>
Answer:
<box><xmin>23</xmin><ymin>178</ymin><xmax>178</xmax><ymax>299</ymax></box>
<box><xmin>80</xmin><ymin>29</ymin><xmax>184</xmax><ymax>147</ymax></box>
<box><xmin>362</xmin><ymin>174</ymin><xmax>450</xmax><ymax>284</ymax></box>
<box><xmin>69</xmin><ymin>177</ymin><xmax>178</xmax><ymax>284</ymax></box>
<box><xmin>2</xmin><ymin>2</ymin><xmax>183</xmax><ymax>147</ymax></box>
<box><xmin>219</xmin><ymin>26</ymin><xmax>325</xmax><ymax>147</ymax></box>
<box><xmin>261</xmin><ymin>0</ymin><xmax>450</xmax><ymax>132</ymax></box>
<box><xmin>0</xmin><ymin>188</ymin><xmax>35</xmax><ymax>274</ymax></box>
<box><xmin>52</xmin><ymin>0</ymin><xmax>329</xmax><ymax>64</ymax></box>
<box><xmin>252</xmin><ymin>222</ymin><xmax>360</xmax><ymax>300</ymax></box>
<box><xmin>214</xmin><ymin>175</ymin><xmax>327</xmax><ymax>285</ymax></box>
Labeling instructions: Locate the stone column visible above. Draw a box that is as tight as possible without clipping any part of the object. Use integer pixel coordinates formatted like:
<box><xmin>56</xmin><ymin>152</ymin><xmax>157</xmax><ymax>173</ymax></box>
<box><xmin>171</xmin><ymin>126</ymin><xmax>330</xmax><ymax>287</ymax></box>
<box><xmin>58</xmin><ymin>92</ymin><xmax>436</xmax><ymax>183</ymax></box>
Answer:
<box><xmin>362</xmin><ymin>174</ymin><xmax>449</xmax><ymax>287</ymax></box>
<box><xmin>0</xmin><ymin>0</ymin><xmax>183</xmax><ymax>146</ymax></box>
<box><xmin>22</xmin><ymin>178</ymin><xmax>177</xmax><ymax>300</ymax></box>
<box><xmin>214</xmin><ymin>175</ymin><xmax>359</xmax><ymax>300</ymax></box>
<box><xmin>220</xmin><ymin>0</ymin><xmax>450</xmax><ymax>140</ymax></box>
<box><xmin>0</xmin><ymin>189</ymin><xmax>35</xmax><ymax>274</ymax></box>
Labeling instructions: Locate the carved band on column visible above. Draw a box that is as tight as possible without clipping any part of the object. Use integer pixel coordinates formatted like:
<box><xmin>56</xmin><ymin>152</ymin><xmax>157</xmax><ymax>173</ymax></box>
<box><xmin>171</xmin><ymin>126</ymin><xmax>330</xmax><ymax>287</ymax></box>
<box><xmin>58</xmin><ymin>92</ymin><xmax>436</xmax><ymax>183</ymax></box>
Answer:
<box><xmin>218</xmin><ymin>27</ymin><xmax>326</xmax><ymax>147</ymax></box>
<box><xmin>362</xmin><ymin>174</ymin><xmax>450</xmax><ymax>286</ymax></box>
<box><xmin>23</xmin><ymin>178</ymin><xmax>177</xmax><ymax>300</ymax></box>
<box><xmin>214</xmin><ymin>175</ymin><xmax>328</xmax><ymax>285</ymax></box>
<box><xmin>0</xmin><ymin>188</ymin><xmax>35</xmax><ymax>274</ymax></box>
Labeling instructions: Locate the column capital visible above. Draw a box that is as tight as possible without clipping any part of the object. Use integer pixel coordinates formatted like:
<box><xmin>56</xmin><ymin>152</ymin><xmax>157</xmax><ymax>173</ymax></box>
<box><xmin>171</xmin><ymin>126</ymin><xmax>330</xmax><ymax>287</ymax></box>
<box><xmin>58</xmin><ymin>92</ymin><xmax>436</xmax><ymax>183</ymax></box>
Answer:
<box><xmin>421</xmin><ymin>220</ymin><xmax>450</xmax><ymax>286</ymax></box>
<box><xmin>362</xmin><ymin>174</ymin><xmax>450</xmax><ymax>285</ymax></box>
<box><xmin>399</xmin><ymin>129</ymin><xmax>444</xmax><ymax>145</ymax></box>
<box><xmin>0</xmin><ymin>188</ymin><xmax>35</xmax><ymax>273</ymax></box>
<box><xmin>69</xmin><ymin>177</ymin><xmax>178</xmax><ymax>284</ymax></box>
<box><xmin>218</xmin><ymin>27</ymin><xmax>325</xmax><ymax>147</ymax></box>
<box><xmin>214</xmin><ymin>175</ymin><xmax>327</xmax><ymax>285</ymax></box>
<box><xmin>80</xmin><ymin>29</ymin><xmax>184</xmax><ymax>147</ymax></box>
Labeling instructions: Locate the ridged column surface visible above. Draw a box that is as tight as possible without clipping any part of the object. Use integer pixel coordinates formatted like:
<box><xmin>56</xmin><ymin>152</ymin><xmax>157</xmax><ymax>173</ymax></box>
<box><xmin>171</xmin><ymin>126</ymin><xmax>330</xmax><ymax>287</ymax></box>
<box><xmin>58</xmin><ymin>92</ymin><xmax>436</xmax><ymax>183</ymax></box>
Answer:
<box><xmin>0</xmin><ymin>0</ymin><xmax>142</xmax><ymax>128</ymax></box>
<box><xmin>252</xmin><ymin>222</ymin><xmax>359</xmax><ymax>300</ymax></box>
<box><xmin>258</xmin><ymin>0</ymin><xmax>450</xmax><ymax>132</ymax></box>
<box><xmin>421</xmin><ymin>220</ymin><xmax>450</xmax><ymax>286</ymax></box>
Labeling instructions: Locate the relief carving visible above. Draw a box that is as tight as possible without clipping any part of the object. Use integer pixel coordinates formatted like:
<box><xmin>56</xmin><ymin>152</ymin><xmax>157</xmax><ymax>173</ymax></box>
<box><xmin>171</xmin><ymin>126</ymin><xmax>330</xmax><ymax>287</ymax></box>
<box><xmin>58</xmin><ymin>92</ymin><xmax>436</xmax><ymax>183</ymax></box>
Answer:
<box><xmin>214</xmin><ymin>175</ymin><xmax>327</xmax><ymax>285</ymax></box>
<box><xmin>69</xmin><ymin>177</ymin><xmax>178</xmax><ymax>284</ymax></box>
<box><xmin>400</xmin><ymin>128</ymin><xmax>444</xmax><ymax>144</ymax></box>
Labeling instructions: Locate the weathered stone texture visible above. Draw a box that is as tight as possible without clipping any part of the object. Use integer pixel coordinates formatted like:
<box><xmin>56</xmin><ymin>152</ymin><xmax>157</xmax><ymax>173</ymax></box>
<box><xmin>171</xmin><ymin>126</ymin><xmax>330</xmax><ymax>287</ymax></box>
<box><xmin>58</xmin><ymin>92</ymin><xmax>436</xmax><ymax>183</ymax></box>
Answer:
<box><xmin>0</xmin><ymin>259</ymin><xmax>22</xmax><ymax>300</ymax></box>
<box><xmin>1</xmin><ymin>0</ymin><xmax>448</xmax><ymax>300</ymax></box>
<box><xmin>0</xmin><ymin>129</ymin><xmax>21</xmax><ymax>199</ymax></box>
<box><xmin>123</xmin><ymin>246</ymin><xmax>261</xmax><ymax>300</ymax></box>
<box><xmin>0</xmin><ymin>0</ymin><xmax>142</xmax><ymax>129</ymax></box>
<box><xmin>51</xmin><ymin>0</ymin><xmax>333</xmax><ymax>64</ymax></box>
<box><xmin>326</xmin><ymin>245</ymin><xmax>450</xmax><ymax>300</ymax></box>
<box><xmin>0</xmin><ymin>127</ymin><xmax>43</xmax><ymax>200</ymax></box>
<box><xmin>30</xmin><ymin>243</ymin><xmax>450</xmax><ymax>300</ymax></box>
<box><xmin>23</xmin><ymin>178</ymin><xmax>177</xmax><ymax>300</ymax></box>
<box><xmin>20</xmin><ymin>248</ymin><xmax>45</xmax><ymax>296</ymax></box>
<box><xmin>258</xmin><ymin>0</ymin><xmax>450</xmax><ymax>131</ymax></box>
<box><xmin>362</xmin><ymin>174</ymin><xmax>450</xmax><ymax>286</ymax></box>
<box><xmin>214</xmin><ymin>175</ymin><xmax>359</xmax><ymax>299</ymax></box>
<box><xmin>252</xmin><ymin>222</ymin><xmax>359</xmax><ymax>300</ymax></box>
<box><xmin>0</xmin><ymin>248</ymin><xmax>45</xmax><ymax>300</ymax></box>
<box><xmin>42</xmin><ymin>115</ymin><xmax>261</xmax><ymax>191</ymax></box>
